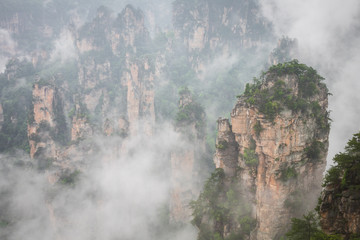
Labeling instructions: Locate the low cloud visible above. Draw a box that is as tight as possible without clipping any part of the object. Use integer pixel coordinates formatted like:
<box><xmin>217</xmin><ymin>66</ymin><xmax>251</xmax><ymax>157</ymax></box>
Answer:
<box><xmin>50</xmin><ymin>29</ymin><xmax>77</xmax><ymax>64</ymax></box>
<box><xmin>0</xmin><ymin>124</ymin><xmax>197</xmax><ymax>240</ymax></box>
<box><xmin>0</xmin><ymin>29</ymin><xmax>17</xmax><ymax>72</ymax></box>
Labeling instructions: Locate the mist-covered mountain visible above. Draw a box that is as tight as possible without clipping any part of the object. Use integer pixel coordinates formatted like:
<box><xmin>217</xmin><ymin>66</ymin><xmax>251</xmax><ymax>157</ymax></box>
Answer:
<box><xmin>0</xmin><ymin>0</ymin><xmax>359</xmax><ymax>240</ymax></box>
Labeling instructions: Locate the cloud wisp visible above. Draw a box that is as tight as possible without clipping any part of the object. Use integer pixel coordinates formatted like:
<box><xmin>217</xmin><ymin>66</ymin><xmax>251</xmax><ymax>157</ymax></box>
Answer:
<box><xmin>0</xmin><ymin>124</ymin><xmax>197</xmax><ymax>240</ymax></box>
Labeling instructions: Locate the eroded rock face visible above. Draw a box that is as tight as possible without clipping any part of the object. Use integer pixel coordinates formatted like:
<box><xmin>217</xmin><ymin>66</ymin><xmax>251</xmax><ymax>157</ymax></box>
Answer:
<box><xmin>215</xmin><ymin>71</ymin><xmax>329</xmax><ymax>239</ymax></box>
<box><xmin>28</xmin><ymin>82</ymin><xmax>61</xmax><ymax>160</ymax></box>
<box><xmin>173</xmin><ymin>0</ymin><xmax>270</xmax><ymax>52</ymax></box>
<box><xmin>169</xmin><ymin>90</ymin><xmax>207</xmax><ymax>223</ymax></box>
<box><xmin>27</xmin><ymin>5</ymin><xmax>156</xmax><ymax>169</ymax></box>
<box><xmin>172</xmin><ymin>0</ymin><xmax>272</xmax><ymax>74</ymax></box>
<box><xmin>71</xmin><ymin>5</ymin><xmax>155</xmax><ymax>140</ymax></box>
<box><xmin>320</xmin><ymin>187</ymin><xmax>360</xmax><ymax>237</ymax></box>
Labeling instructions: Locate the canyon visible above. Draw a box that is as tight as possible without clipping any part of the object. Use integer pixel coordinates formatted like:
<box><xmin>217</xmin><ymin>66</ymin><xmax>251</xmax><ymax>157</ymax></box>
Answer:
<box><xmin>0</xmin><ymin>1</ymin><xmax>357</xmax><ymax>240</ymax></box>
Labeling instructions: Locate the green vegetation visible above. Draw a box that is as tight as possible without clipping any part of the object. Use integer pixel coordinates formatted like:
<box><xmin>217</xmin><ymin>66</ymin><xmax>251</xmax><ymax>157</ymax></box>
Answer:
<box><xmin>286</xmin><ymin>212</ymin><xmax>342</xmax><ymax>240</ymax></box>
<box><xmin>190</xmin><ymin>168</ymin><xmax>255</xmax><ymax>240</ymax></box>
<box><xmin>253</xmin><ymin>120</ymin><xmax>263</xmax><ymax>137</ymax></box>
<box><xmin>58</xmin><ymin>170</ymin><xmax>81</xmax><ymax>186</ymax></box>
<box><xmin>267</xmin><ymin>60</ymin><xmax>326</xmax><ymax>98</ymax></box>
<box><xmin>323</xmin><ymin>132</ymin><xmax>360</xmax><ymax>189</ymax></box>
<box><xmin>288</xmin><ymin>132</ymin><xmax>360</xmax><ymax>240</ymax></box>
<box><xmin>240</xmin><ymin>60</ymin><xmax>330</xmax><ymax>126</ymax></box>
<box><xmin>0</xmin><ymin>59</ymin><xmax>35</xmax><ymax>153</ymax></box>
<box><xmin>278</xmin><ymin>165</ymin><xmax>297</xmax><ymax>182</ymax></box>
<box><xmin>304</xmin><ymin>141</ymin><xmax>324</xmax><ymax>163</ymax></box>
<box><xmin>216</xmin><ymin>140</ymin><xmax>228</xmax><ymax>150</ymax></box>
<box><xmin>243</xmin><ymin>148</ymin><xmax>258</xmax><ymax>167</ymax></box>
<box><xmin>241</xmin><ymin>139</ymin><xmax>258</xmax><ymax>167</ymax></box>
<box><xmin>175</xmin><ymin>88</ymin><xmax>206</xmax><ymax>138</ymax></box>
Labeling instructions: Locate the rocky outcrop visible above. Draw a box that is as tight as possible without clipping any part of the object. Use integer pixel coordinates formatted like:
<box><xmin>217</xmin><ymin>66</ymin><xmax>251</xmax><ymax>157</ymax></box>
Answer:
<box><xmin>213</xmin><ymin>61</ymin><xmax>330</xmax><ymax>240</ymax></box>
<box><xmin>320</xmin><ymin>187</ymin><xmax>360</xmax><ymax>237</ymax></box>
<box><xmin>71</xmin><ymin>5</ymin><xmax>155</xmax><ymax>140</ymax></box>
<box><xmin>214</xmin><ymin>118</ymin><xmax>238</xmax><ymax>176</ymax></box>
<box><xmin>172</xmin><ymin>0</ymin><xmax>272</xmax><ymax>74</ymax></box>
<box><xmin>319</xmin><ymin>132</ymin><xmax>360</xmax><ymax>239</ymax></box>
<box><xmin>111</xmin><ymin>5</ymin><xmax>149</xmax><ymax>55</ymax></box>
<box><xmin>28</xmin><ymin>81</ymin><xmax>66</xmax><ymax>160</ymax></box>
<box><xmin>173</xmin><ymin>0</ymin><xmax>270</xmax><ymax>52</ymax></box>
<box><xmin>170</xmin><ymin>89</ymin><xmax>207</xmax><ymax>223</ymax></box>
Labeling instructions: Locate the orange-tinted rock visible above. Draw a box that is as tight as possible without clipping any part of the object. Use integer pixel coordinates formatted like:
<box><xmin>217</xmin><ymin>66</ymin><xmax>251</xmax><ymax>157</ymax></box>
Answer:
<box><xmin>215</xmin><ymin>73</ymin><xmax>329</xmax><ymax>239</ymax></box>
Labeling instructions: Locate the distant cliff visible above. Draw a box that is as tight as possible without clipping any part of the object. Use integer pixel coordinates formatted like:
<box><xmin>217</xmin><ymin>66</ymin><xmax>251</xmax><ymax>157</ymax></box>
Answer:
<box><xmin>170</xmin><ymin>88</ymin><xmax>209</xmax><ymax>223</ymax></box>
<box><xmin>191</xmin><ymin>60</ymin><xmax>330</xmax><ymax>240</ymax></box>
<box><xmin>22</xmin><ymin>5</ymin><xmax>157</xmax><ymax>170</ymax></box>
<box><xmin>172</xmin><ymin>0</ymin><xmax>272</xmax><ymax>74</ymax></box>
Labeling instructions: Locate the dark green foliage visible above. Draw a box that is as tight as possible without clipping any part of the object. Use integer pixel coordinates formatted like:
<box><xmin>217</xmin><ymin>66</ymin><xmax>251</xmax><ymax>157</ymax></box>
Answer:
<box><xmin>241</xmin><ymin>138</ymin><xmax>258</xmax><ymax>167</ymax></box>
<box><xmin>216</xmin><ymin>140</ymin><xmax>228</xmax><ymax>150</ymax></box>
<box><xmin>279</xmin><ymin>165</ymin><xmax>297</xmax><ymax>182</ymax></box>
<box><xmin>286</xmin><ymin>212</ymin><xmax>342</xmax><ymax>240</ymax></box>
<box><xmin>243</xmin><ymin>78</ymin><xmax>290</xmax><ymax>121</ymax></box>
<box><xmin>323</xmin><ymin>132</ymin><xmax>360</xmax><ymax>189</ymax></box>
<box><xmin>240</xmin><ymin>60</ymin><xmax>329</xmax><ymax>124</ymax></box>
<box><xmin>238</xmin><ymin>216</ymin><xmax>257</xmax><ymax>235</ymax></box>
<box><xmin>191</xmin><ymin>168</ymin><xmax>255</xmax><ymax>240</ymax></box>
<box><xmin>267</xmin><ymin>60</ymin><xmax>326</xmax><ymax>98</ymax></box>
<box><xmin>175</xmin><ymin>102</ymin><xmax>204</xmax><ymax>125</ymax></box>
<box><xmin>286</xmin><ymin>212</ymin><xmax>322</xmax><ymax>240</ymax></box>
<box><xmin>305</xmin><ymin>141</ymin><xmax>324</xmax><ymax>162</ymax></box>
<box><xmin>58</xmin><ymin>170</ymin><xmax>81</xmax><ymax>186</ymax></box>
<box><xmin>0</xmin><ymin>59</ymin><xmax>35</xmax><ymax>153</ymax></box>
<box><xmin>253</xmin><ymin>120</ymin><xmax>263</xmax><ymax>137</ymax></box>
<box><xmin>190</xmin><ymin>168</ymin><xmax>226</xmax><ymax>226</ymax></box>
<box><xmin>243</xmin><ymin>148</ymin><xmax>258</xmax><ymax>167</ymax></box>
<box><xmin>175</xmin><ymin>89</ymin><xmax>206</xmax><ymax>138</ymax></box>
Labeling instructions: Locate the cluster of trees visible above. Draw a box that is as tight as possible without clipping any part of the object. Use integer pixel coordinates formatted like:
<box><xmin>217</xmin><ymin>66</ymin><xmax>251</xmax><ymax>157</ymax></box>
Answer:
<box><xmin>241</xmin><ymin>60</ymin><xmax>330</xmax><ymax>134</ymax></box>
<box><xmin>190</xmin><ymin>168</ymin><xmax>256</xmax><ymax>240</ymax></box>
<box><xmin>285</xmin><ymin>131</ymin><xmax>360</xmax><ymax>240</ymax></box>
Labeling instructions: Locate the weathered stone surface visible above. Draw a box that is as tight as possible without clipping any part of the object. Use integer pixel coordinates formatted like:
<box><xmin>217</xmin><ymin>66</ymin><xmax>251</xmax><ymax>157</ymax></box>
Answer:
<box><xmin>215</xmin><ymin>73</ymin><xmax>329</xmax><ymax>240</ymax></box>
<box><xmin>28</xmin><ymin>83</ymin><xmax>57</xmax><ymax>159</ymax></box>
<box><xmin>169</xmin><ymin>91</ymin><xmax>206</xmax><ymax>223</ymax></box>
<box><xmin>320</xmin><ymin>187</ymin><xmax>360</xmax><ymax>237</ymax></box>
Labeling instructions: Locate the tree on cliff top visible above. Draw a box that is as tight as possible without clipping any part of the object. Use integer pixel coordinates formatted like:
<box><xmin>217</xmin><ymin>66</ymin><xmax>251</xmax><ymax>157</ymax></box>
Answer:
<box><xmin>323</xmin><ymin>131</ymin><xmax>360</xmax><ymax>189</ymax></box>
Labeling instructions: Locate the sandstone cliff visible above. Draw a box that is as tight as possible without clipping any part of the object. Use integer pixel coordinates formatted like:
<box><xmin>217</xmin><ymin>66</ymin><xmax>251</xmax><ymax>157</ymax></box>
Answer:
<box><xmin>320</xmin><ymin>187</ymin><xmax>360</xmax><ymax>238</ymax></box>
<box><xmin>192</xmin><ymin>60</ymin><xmax>330</xmax><ymax>240</ymax></box>
<box><xmin>170</xmin><ymin>88</ymin><xmax>208</xmax><ymax>223</ymax></box>
<box><xmin>172</xmin><ymin>0</ymin><xmax>272</xmax><ymax>74</ymax></box>
<box><xmin>72</xmin><ymin>5</ymin><xmax>155</xmax><ymax>140</ymax></box>
<box><xmin>173</xmin><ymin>0</ymin><xmax>271</xmax><ymax>53</ymax></box>
<box><xmin>28</xmin><ymin>79</ymin><xmax>68</xmax><ymax>165</ymax></box>
<box><xmin>22</xmin><ymin>5</ymin><xmax>157</xmax><ymax>174</ymax></box>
